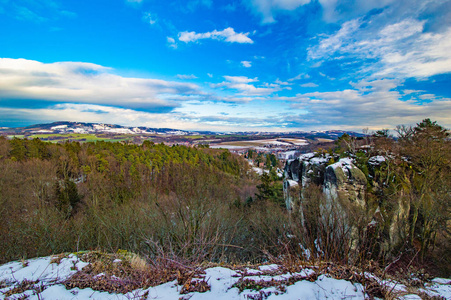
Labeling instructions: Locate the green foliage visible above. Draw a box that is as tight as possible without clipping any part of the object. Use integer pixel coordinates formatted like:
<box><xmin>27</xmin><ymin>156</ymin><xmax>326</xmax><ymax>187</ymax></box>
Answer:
<box><xmin>265</xmin><ymin>153</ymin><xmax>278</xmax><ymax>169</ymax></box>
<box><xmin>256</xmin><ymin>173</ymin><xmax>284</xmax><ymax>207</ymax></box>
<box><xmin>54</xmin><ymin>179</ymin><xmax>80</xmax><ymax>218</ymax></box>
<box><xmin>395</xmin><ymin>119</ymin><xmax>451</xmax><ymax>258</ymax></box>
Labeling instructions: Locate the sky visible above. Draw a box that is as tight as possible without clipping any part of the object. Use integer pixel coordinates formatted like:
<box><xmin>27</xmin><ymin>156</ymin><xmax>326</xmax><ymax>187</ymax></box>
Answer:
<box><xmin>1</xmin><ymin>0</ymin><xmax>451</xmax><ymax>132</ymax></box>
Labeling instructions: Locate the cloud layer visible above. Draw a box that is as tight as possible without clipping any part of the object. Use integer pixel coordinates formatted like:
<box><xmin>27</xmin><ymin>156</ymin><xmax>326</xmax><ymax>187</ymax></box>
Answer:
<box><xmin>282</xmin><ymin>79</ymin><xmax>451</xmax><ymax>129</ymax></box>
<box><xmin>0</xmin><ymin>58</ymin><xmax>203</xmax><ymax>111</ymax></box>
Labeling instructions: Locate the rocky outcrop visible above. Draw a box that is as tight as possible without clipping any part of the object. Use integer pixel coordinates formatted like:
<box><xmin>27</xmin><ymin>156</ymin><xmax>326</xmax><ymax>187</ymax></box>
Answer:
<box><xmin>284</xmin><ymin>154</ymin><xmax>366</xmax><ymax>212</ymax></box>
<box><xmin>323</xmin><ymin>158</ymin><xmax>367</xmax><ymax>210</ymax></box>
<box><xmin>283</xmin><ymin>153</ymin><xmax>409</xmax><ymax>258</ymax></box>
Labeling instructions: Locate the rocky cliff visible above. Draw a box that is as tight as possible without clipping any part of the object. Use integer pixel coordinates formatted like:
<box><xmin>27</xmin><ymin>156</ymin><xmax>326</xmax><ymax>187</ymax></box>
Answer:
<box><xmin>283</xmin><ymin>153</ymin><xmax>407</xmax><ymax>257</ymax></box>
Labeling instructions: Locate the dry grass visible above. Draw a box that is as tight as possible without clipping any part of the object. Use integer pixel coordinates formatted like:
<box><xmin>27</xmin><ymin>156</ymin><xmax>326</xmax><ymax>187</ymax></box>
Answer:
<box><xmin>3</xmin><ymin>279</ymin><xmax>44</xmax><ymax>297</ymax></box>
<box><xmin>50</xmin><ymin>253</ymin><xmax>70</xmax><ymax>265</ymax></box>
<box><xmin>62</xmin><ymin>250</ymin><xmax>209</xmax><ymax>295</ymax></box>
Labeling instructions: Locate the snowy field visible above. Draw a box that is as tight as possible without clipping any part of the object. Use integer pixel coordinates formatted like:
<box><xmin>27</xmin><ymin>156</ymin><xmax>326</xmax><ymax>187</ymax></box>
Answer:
<box><xmin>1</xmin><ymin>254</ymin><xmax>450</xmax><ymax>299</ymax></box>
<box><xmin>211</xmin><ymin>139</ymin><xmax>309</xmax><ymax>150</ymax></box>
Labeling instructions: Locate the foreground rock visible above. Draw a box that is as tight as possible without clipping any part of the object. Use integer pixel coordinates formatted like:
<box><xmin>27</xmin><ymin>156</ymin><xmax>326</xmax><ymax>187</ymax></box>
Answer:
<box><xmin>283</xmin><ymin>152</ymin><xmax>411</xmax><ymax>257</ymax></box>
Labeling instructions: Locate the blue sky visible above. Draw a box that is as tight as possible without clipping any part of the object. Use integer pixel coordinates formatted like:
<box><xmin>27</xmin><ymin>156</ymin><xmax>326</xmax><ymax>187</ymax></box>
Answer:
<box><xmin>1</xmin><ymin>0</ymin><xmax>451</xmax><ymax>132</ymax></box>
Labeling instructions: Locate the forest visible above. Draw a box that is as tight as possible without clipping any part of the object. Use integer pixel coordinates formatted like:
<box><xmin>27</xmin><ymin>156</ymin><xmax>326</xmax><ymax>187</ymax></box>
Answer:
<box><xmin>0</xmin><ymin>119</ymin><xmax>450</xmax><ymax>278</ymax></box>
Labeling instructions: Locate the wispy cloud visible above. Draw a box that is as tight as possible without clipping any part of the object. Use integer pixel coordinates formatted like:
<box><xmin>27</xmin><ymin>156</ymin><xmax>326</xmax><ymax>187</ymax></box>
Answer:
<box><xmin>178</xmin><ymin>27</ymin><xmax>254</xmax><ymax>44</ymax></box>
<box><xmin>142</xmin><ymin>12</ymin><xmax>157</xmax><ymax>25</ymax></box>
<box><xmin>308</xmin><ymin>16</ymin><xmax>451</xmax><ymax>79</ymax></box>
<box><xmin>212</xmin><ymin>76</ymin><xmax>280</xmax><ymax>96</ymax></box>
<box><xmin>167</xmin><ymin>37</ymin><xmax>178</xmax><ymax>49</ymax></box>
<box><xmin>241</xmin><ymin>61</ymin><xmax>252</xmax><ymax>68</ymax></box>
<box><xmin>177</xmin><ymin>74</ymin><xmax>198</xmax><ymax>79</ymax></box>
<box><xmin>0</xmin><ymin>0</ymin><xmax>77</xmax><ymax>23</ymax></box>
<box><xmin>288</xmin><ymin>73</ymin><xmax>311</xmax><ymax>81</ymax></box>
<box><xmin>300</xmin><ymin>82</ymin><xmax>318</xmax><ymax>87</ymax></box>
<box><xmin>308</xmin><ymin>19</ymin><xmax>361</xmax><ymax>60</ymax></box>
<box><xmin>245</xmin><ymin>0</ymin><xmax>311</xmax><ymax>23</ymax></box>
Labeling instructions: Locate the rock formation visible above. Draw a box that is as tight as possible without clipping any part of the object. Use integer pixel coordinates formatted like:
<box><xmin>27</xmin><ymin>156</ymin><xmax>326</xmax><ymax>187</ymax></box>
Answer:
<box><xmin>283</xmin><ymin>153</ymin><xmax>405</xmax><ymax>257</ymax></box>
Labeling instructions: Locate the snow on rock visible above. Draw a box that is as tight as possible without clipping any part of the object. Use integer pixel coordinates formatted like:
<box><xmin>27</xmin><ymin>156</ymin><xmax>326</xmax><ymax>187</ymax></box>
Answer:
<box><xmin>329</xmin><ymin>157</ymin><xmax>354</xmax><ymax>170</ymax></box>
<box><xmin>369</xmin><ymin>155</ymin><xmax>386</xmax><ymax>165</ymax></box>
<box><xmin>278</xmin><ymin>150</ymin><xmax>298</xmax><ymax>160</ymax></box>
<box><xmin>286</xmin><ymin>179</ymin><xmax>298</xmax><ymax>187</ymax></box>
<box><xmin>299</xmin><ymin>152</ymin><xmax>315</xmax><ymax>160</ymax></box>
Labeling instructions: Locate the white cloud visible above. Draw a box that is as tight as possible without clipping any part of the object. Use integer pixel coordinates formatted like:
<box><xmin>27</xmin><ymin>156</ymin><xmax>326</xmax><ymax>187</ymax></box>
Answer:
<box><xmin>0</xmin><ymin>58</ymin><xmax>204</xmax><ymax>111</ymax></box>
<box><xmin>308</xmin><ymin>18</ymin><xmax>361</xmax><ymax>60</ymax></box>
<box><xmin>223</xmin><ymin>76</ymin><xmax>258</xmax><ymax>84</ymax></box>
<box><xmin>288</xmin><ymin>73</ymin><xmax>310</xmax><ymax>81</ymax></box>
<box><xmin>308</xmin><ymin>17</ymin><xmax>451</xmax><ymax>79</ymax></box>
<box><xmin>207</xmin><ymin>73</ymin><xmax>213</xmax><ymax>78</ymax></box>
<box><xmin>178</xmin><ymin>27</ymin><xmax>253</xmax><ymax>44</ymax></box>
<box><xmin>177</xmin><ymin>74</ymin><xmax>198</xmax><ymax>79</ymax></box>
<box><xmin>241</xmin><ymin>61</ymin><xmax>252</xmax><ymax>68</ymax></box>
<box><xmin>245</xmin><ymin>0</ymin><xmax>312</xmax><ymax>23</ymax></box>
<box><xmin>284</xmin><ymin>78</ymin><xmax>451</xmax><ymax>129</ymax></box>
<box><xmin>212</xmin><ymin>76</ymin><xmax>279</xmax><ymax>96</ymax></box>
<box><xmin>375</xmin><ymin>26</ymin><xmax>451</xmax><ymax>78</ymax></box>
<box><xmin>275</xmin><ymin>79</ymin><xmax>290</xmax><ymax>85</ymax></box>
<box><xmin>167</xmin><ymin>37</ymin><xmax>178</xmax><ymax>49</ymax></box>
<box><xmin>300</xmin><ymin>82</ymin><xmax>318</xmax><ymax>87</ymax></box>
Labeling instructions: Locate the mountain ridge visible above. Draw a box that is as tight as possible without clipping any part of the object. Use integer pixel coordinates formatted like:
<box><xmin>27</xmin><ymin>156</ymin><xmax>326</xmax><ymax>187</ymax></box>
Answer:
<box><xmin>0</xmin><ymin>121</ymin><xmax>366</xmax><ymax>139</ymax></box>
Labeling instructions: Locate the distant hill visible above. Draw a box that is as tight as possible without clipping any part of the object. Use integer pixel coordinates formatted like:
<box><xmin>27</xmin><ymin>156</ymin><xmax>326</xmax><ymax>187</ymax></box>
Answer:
<box><xmin>0</xmin><ymin>121</ymin><xmax>365</xmax><ymax>139</ymax></box>
<box><xmin>0</xmin><ymin>121</ymin><xmax>213</xmax><ymax>136</ymax></box>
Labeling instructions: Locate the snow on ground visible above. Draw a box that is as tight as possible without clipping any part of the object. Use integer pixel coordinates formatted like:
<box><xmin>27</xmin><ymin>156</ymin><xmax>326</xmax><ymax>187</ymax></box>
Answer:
<box><xmin>252</xmin><ymin>166</ymin><xmax>269</xmax><ymax>175</ymax></box>
<box><xmin>1</xmin><ymin>255</ymin><xmax>450</xmax><ymax>300</ymax></box>
<box><xmin>210</xmin><ymin>145</ymin><xmax>248</xmax><ymax>149</ymax></box>
<box><xmin>68</xmin><ymin>127</ymin><xmax>89</xmax><ymax>134</ymax></box>
<box><xmin>50</xmin><ymin>125</ymin><xmax>68</xmax><ymax>130</ymax></box>
<box><xmin>280</xmin><ymin>139</ymin><xmax>308</xmax><ymax>146</ymax></box>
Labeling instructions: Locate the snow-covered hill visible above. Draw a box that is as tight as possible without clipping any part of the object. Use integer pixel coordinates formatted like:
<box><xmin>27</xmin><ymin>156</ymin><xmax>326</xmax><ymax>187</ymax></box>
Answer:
<box><xmin>1</xmin><ymin>253</ymin><xmax>450</xmax><ymax>299</ymax></box>
<box><xmin>0</xmin><ymin>121</ymin><xmax>366</xmax><ymax>139</ymax></box>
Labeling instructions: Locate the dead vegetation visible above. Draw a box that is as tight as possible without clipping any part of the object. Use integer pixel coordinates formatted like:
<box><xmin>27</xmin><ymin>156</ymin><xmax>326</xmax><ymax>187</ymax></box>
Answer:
<box><xmin>60</xmin><ymin>250</ymin><xmax>210</xmax><ymax>295</ymax></box>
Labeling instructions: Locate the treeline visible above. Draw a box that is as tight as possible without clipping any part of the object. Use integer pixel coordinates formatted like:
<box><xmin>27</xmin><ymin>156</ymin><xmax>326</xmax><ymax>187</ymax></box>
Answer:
<box><xmin>0</xmin><ymin>138</ymin><xmax>290</xmax><ymax>264</ymax></box>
